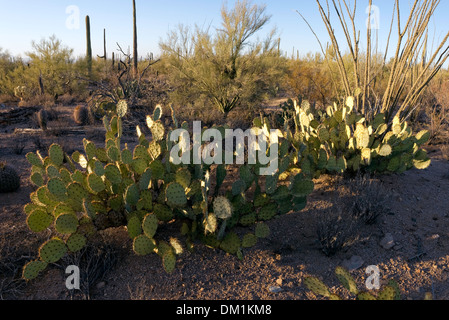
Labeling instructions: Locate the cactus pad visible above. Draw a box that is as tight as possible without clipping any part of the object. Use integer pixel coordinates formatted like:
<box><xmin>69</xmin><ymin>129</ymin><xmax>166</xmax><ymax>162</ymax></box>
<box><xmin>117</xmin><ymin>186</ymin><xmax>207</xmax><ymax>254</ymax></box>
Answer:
<box><xmin>303</xmin><ymin>277</ymin><xmax>330</xmax><ymax>298</ymax></box>
<box><xmin>26</xmin><ymin>209</ymin><xmax>53</xmax><ymax>233</ymax></box>
<box><xmin>213</xmin><ymin>196</ymin><xmax>233</xmax><ymax>220</ymax></box>
<box><xmin>39</xmin><ymin>238</ymin><xmax>68</xmax><ymax>263</ymax></box>
<box><xmin>219</xmin><ymin>232</ymin><xmax>241</xmax><ymax>255</ymax></box>
<box><xmin>66</xmin><ymin>233</ymin><xmax>87</xmax><ymax>252</ymax></box>
<box><xmin>162</xmin><ymin>250</ymin><xmax>176</xmax><ymax>273</ymax></box>
<box><xmin>142</xmin><ymin>214</ymin><xmax>158</xmax><ymax>238</ymax></box>
<box><xmin>22</xmin><ymin>260</ymin><xmax>48</xmax><ymax>281</ymax></box>
<box><xmin>48</xmin><ymin>144</ymin><xmax>64</xmax><ymax>166</ymax></box>
<box><xmin>55</xmin><ymin>213</ymin><xmax>79</xmax><ymax>235</ymax></box>
<box><xmin>133</xmin><ymin>234</ymin><xmax>156</xmax><ymax>256</ymax></box>
<box><xmin>165</xmin><ymin>182</ymin><xmax>187</xmax><ymax>208</ymax></box>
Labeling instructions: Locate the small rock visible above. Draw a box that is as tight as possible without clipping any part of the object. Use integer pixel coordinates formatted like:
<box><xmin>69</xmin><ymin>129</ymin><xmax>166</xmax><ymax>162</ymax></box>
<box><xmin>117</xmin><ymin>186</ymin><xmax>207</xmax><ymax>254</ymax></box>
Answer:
<box><xmin>268</xmin><ymin>286</ymin><xmax>283</xmax><ymax>293</ymax></box>
<box><xmin>276</xmin><ymin>278</ymin><xmax>283</xmax><ymax>286</ymax></box>
<box><xmin>380</xmin><ymin>233</ymin><xmax>395</xmax><ymax>250</ymax></box>
<box><xmin>342</xmin><ymin>255</ymin><xmax>364</xmax><ymax>271</ymax></box>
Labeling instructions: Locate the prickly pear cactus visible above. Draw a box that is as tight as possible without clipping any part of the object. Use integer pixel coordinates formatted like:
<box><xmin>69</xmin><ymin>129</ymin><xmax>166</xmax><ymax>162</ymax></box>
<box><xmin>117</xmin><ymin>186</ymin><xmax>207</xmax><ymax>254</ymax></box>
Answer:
<box><xmin>303</xmin><ymin>266</ymin><xmax>402</xmax><ymax>300</ymax></box>
<box><xmin>276</xmin><ymin>95</ymin><xmax>431</xmax><ymax>178</ymax></box>
<box><xmin>21</xmin><ymin>101</ymin><xmax>315</xmax><ymax>280</ymax></box>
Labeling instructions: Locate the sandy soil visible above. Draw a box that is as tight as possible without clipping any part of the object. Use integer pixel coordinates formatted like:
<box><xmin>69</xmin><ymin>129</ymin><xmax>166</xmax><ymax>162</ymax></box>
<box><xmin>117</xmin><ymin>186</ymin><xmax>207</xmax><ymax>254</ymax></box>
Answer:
<box><xmin>1</xmin><ymin>104</ymin><xmax>449</xmax><ymax>301</ymax></box>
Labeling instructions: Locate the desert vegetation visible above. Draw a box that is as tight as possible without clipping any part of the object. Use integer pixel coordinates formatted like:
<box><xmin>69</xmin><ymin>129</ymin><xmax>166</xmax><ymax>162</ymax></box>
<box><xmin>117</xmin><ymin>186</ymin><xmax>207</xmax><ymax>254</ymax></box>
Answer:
<box><xmin>1</xmin><ymin>0</ymin><xmax>449</xmax><ymax>301</ymax></box>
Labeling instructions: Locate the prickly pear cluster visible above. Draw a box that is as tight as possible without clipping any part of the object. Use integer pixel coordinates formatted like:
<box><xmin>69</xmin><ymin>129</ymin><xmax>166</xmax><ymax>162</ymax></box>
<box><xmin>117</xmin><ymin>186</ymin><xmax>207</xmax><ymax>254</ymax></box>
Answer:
<box><xmin>280</xmin><ymin>95</ymin><xmax>431</xmax><ymax>177</ymax></box>
<box><xmin>303</xmin><ymin>266</ymin><xmax>402</xmax><ymax>300</ymax></box>
<box><xmin>22</xmin><ymin>101</ymin><xmax>315</xmax><ymax>280</ymax></box>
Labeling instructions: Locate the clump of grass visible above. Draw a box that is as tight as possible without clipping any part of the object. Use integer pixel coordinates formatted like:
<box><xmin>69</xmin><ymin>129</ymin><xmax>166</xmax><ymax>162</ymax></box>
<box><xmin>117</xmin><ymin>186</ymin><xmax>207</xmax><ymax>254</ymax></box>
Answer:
<box><xmin>59</xmin><ymin>242</ymin><xmax>118</xmax><ymax>300</ymax></box>
<box><xmin>315</xmin><ymin>204</ymin><xmax>359</xmax><ymax>257</ymax></box>
<box><xmin>342</xmin><ymin>175</ymin><xmax>391</xmax><ymax>225</ymax></box>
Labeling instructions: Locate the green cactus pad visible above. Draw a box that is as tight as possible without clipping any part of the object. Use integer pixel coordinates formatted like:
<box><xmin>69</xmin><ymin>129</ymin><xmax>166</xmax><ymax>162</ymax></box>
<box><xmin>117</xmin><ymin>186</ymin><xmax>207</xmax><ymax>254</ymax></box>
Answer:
<box><xmin>175</xmin><ymin>168</ymin><xmax>191</xmax><ymax>189</ymax></box>
<box><xmin>125</xmin><ymin>184</ymin><xmax>140</xmax><ymax>206</ymax></box>
<box><xmin>154</xmin><ymin>204</ymin><xmax>174</xmax><ymax>222</ymax></box>
<box><xmin>87</xmin><ymin>173</ymin><xmax>106</xmax><ymax>193</ymax></box>
<box><xmin>303</xmin><ymin>277</ymin><xmax>330</xmax><ymax>298</ymax></box>
<box><xmin>66</xmin><ymin>233</ymin><xmax>87</xmax><ymax>252</ymax></box>
<box><xmin>55</xmin><ymin>213</ymin><xmax>79</xmax><ymax>235</ymax></box>
<box><xmin>162</xmin><ymin>250</ymin><xmax>176</xmax><ymax>273</ymax></box>
<box><xmin>239</xmin><ymin>213</ymin><xmax>256</xmax><ymax>226</ymax></box>
<box><xmin>376</xmin><ymin>286</ymin><xmax>396</xmax><ymax>300</ymax></box>
<box><xmin>335</xmin><ymin>266</ymin><xmax>359</xmax><ymax>295</ymax></box>
<box><xmin>357</xmin><ymin>292</ymin><xmax>377</xmax><ymax>300</ymax></box>
<box><xmin>213</xmin><ymin>196</ymin><xmax>233</xmax><ymax>220</ymax></box>
<box><xmin>219</xmin><ymin>232</ymin><xmax>241</xmax><ymax>255</ymax></box>
<box><xmin>242</xmin><ymin>233</ymin><xmax>258</xmax><ymax>248</ymax></box>
<box><xmin>48</xmin><ymin>144</ymin><xmax>64</xmax><ymax>166</ymax></box>
<box><xmin>67</xmin><ymin>182</ymin><xmax>88</xmax><ymax>201</ymax></box>
<box><xmin>26</xmin><ymin>209</ymin><xmax>54</xmax><ymax>233</ymax></box>
<box><xmin>138</xmin><ymin>189</ymin><xmax>153</xmax><ymax>211</ymax></box>
<box><xmin>290</xmin><ymin>176</ymin><xmax>314</xmax><ymax>198</ymax></box>
<box><xmin>131</xmin><ymin>158</ymin><xmax>148</xmax><ymax>175</ymax></box>
<box><xmin>149</xmin><ymin>160</ymin><xmax>165</xmax><ymax>181</ymax></box>
<box><xmin>30</xmin><ymin>172</ymin><xmax>44</xmax><ymax>187</ymax></box>
<box><xmin>255</xmin><ymin>222</ymin><xmax>270</xmax><ymax>238</ymax></box>
<box><xmin>258</xmin><ymin>202</ymin><xmax>277</xmax><ymax>221</ymax></box>
<box><xmin>121</xmin><ymin>148</ymin><xmax>133</xmax><ymax>164</ymax></box>
<box><xmin>47</xmin><ymin>178</ymin><xmax>67</xmax><ymax>197</ymax></box>
<box><xmin>165</xmin><ymin>182</ymin><xmax>187</xmax><ymax>208</ymax></box>
<box><xmin>107</xmin><ymin>145</ymin><xmax>120</xmax><ymax>162</ymax></box>
<box><xmin>38</xmin><ymin>238</ymin><xmax>68</xmax><ymax>263</ymax></box>
<box><xmin>127</xmin><ymin>215</ymin><xmax>142</xmax><ymax>239</ymax></box>
<box><xmin>133</xmin><ymin>234</ymin><xmax>156</xmax><ymax>256</ymax></box>
<box><xmin>104</xmin><ymin>164</ymin><xmax>122</xmax><ymax>184</ymax></box>
<box><xmin>142</xmin><ymin>213</ymin><xmax>158</xmax><ymax>238</ymax></box>
<box><xmin>254</xmin><ymin>193</ymin><xmax>270</xmax><ymax>207</ymax></box>
<box><xmin>22</xmin><ymin>260</ymin><xmax>48</xmax><ymax>281</ymax></box>
<box><xmin>153</xmin><ymin>105</ymin><xmax>163</xmax><ymax>122</ymax></box>
<box><xmin>26</xmin><ymin>152</ymin><xmax>44</xmax><ymax>167</ymax></box>
<box><xmin>46</xmin><ymin>165</ymin><xmax>60</xmax><ymax>178</ymax></box>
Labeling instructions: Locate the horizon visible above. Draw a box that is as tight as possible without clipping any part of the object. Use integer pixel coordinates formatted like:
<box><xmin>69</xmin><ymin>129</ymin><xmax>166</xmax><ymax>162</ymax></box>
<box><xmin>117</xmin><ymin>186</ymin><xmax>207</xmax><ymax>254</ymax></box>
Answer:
<box><xmin>1</xmin><ymin>0</ymin><xmax>448</xmax><ymax>63</ymax></box>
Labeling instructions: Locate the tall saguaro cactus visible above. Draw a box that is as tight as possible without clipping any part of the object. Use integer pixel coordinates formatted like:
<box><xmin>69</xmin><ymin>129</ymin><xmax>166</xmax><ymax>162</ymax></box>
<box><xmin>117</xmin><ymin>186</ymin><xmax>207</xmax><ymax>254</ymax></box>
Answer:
<box><xmin>85</xmin><ymin>15</ymin><xmax>92</xmax><ymax>76</ymax></box>
<box><xmin>132</xmin><ymin>0</ymin><xmax>138</xmax><ymax>77</ymax></box>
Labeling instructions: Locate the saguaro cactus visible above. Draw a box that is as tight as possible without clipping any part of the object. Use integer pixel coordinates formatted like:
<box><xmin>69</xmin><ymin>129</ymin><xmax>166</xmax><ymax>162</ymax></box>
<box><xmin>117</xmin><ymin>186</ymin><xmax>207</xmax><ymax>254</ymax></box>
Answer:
<box><xmin>132</xmin><ymin>0</ymin><xmax>138</xmax><ymax>77</ymax></box>
<box><xmin>85</xmin><ymin>15</ymin><xmax>92</xmax><ymax>75</ymax></box>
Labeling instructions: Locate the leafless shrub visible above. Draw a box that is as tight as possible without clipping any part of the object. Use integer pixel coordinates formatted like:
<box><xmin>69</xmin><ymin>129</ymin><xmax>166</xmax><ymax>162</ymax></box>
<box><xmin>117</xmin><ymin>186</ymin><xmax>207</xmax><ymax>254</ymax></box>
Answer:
<box><xmin>316</xmin><ymin>204</ymin><xmax>359</xmax><ymax>257</ymax></box>
<box><xmin>341</xmin><ymin>174</ymin><xmax>392</xmax><ymax>225</ymax></box>
<box><xmin>59</xmin><ymin>242</ymin><xmax>118</xmax><ymax>300</ymax></box>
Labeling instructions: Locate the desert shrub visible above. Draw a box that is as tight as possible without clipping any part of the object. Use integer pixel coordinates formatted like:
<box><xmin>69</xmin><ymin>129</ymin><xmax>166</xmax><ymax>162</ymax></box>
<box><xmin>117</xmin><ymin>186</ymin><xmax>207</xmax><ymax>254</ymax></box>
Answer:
<box><xmin>21</xmin><ymin>101</ymin><xmax>314</xmax><ymax>280</ymax></box>
<box><xmin>160</xmin><ymin>0</ymin><xmax>286</xmax><ymax>117</ymax></box>
<box><xmin>340</xmin><ymin>174</ymin><xmax>391</xmax><ymax>225</ymax></box>
<box><xmin>315</xmin><ymin>204</ymin><xmax>359</xmax><ymax>257</ymax></box>
<box><xmin>298</xmin><ymin>0</ymin><xmax>449</xmax><ymax>126</ymax></box>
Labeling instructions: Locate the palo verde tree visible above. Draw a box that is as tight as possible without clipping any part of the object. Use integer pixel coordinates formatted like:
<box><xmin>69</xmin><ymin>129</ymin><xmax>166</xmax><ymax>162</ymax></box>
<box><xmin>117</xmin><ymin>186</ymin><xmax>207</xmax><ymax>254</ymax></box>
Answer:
<box><xmin>160</xmin><ymin>0</ymin><xmax>285</xmax><ymax>118</ymax></box>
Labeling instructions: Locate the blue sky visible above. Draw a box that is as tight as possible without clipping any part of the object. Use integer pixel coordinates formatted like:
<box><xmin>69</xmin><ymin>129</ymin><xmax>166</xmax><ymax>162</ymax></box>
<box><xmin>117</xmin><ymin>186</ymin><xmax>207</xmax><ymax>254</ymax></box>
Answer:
<box><xmin>0</xmin><ymin>0</ymin><xmax>448</xmax><ymax>61</ymax></box>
